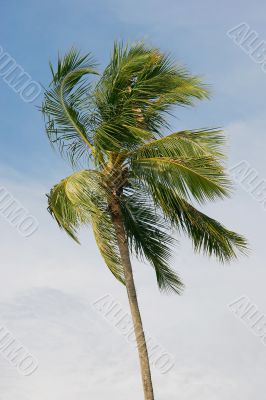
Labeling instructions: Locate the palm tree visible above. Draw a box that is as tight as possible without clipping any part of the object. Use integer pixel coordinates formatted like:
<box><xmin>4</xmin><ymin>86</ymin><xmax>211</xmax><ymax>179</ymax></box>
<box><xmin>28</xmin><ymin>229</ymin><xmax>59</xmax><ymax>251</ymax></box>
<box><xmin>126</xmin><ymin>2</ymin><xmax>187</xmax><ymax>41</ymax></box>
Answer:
<box><xmin>41</xmin><ymin>42</ymin><xmax>247</xmax><ymax>400</ymax></box>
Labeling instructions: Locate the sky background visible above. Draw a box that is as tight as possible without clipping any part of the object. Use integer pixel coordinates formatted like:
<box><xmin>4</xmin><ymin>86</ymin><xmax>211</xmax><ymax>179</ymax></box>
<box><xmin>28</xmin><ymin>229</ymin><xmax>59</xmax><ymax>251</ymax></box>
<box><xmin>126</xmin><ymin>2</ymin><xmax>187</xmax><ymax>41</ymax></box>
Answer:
<box><xmin>0</xmin><ymin>0</ymin><xmax>266</xmax><ymax>399</ymax></box>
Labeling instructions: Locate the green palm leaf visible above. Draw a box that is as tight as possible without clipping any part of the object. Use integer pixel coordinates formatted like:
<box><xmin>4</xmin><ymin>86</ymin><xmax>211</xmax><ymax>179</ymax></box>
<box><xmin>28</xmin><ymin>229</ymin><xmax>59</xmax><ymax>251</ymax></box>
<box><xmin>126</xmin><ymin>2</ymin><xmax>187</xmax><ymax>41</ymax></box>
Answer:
<box><xmin>47</xmin><ymin>169</ymin><xmax>124</xmax><ymax>282</ymax></box>
<box><xmin>132</xmin><ymin>155</ymin><xmax>231</xmax><ymax>203</ymax></box>
<box><xmin>42</xmin><ymin>48</ymin><xmax>98</xmax><ymax>165</ymax></box>
<box><xmin>121</xmin><ymin>189</ymin><xmax>183</xmax><ymax>293</ymax></box>
<box><xmin>142</xmin><ymin>180</ymin><xmax>248</xmax><ymax>261</ymax></box>
<box><xmin>130</xmin><ymin>128</ymin><xmax>226</xmax><ymax>160</ymax></box>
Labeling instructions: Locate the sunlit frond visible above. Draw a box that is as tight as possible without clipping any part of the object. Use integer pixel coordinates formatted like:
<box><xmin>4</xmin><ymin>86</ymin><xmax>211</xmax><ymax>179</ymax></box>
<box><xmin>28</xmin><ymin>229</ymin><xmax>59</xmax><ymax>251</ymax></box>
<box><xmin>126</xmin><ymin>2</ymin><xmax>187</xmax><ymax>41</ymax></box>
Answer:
<box><xmin>47</xmin><ymin>169</ymin><xmax>124</xmax><ymax>282</ymax></box>
<box><xmin>130</xmin><ymin>128</ymin><xmax>226</xmax><ymax>160</ymax></box>
<box><xmin>132</xmin><ymin>155</ymin><xmax>231</xmax><ymax>203</ymax></box>
<box><xmin>91</xmin><ymin>211</ymin><xmax>125</xmax><ymax>284</ymax></box>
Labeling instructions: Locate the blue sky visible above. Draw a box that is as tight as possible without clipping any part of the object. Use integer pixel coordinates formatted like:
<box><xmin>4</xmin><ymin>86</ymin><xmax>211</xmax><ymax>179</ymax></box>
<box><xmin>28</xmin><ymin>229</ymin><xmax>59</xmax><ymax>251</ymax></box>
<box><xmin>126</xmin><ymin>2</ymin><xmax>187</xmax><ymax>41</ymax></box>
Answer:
<box><xmin>1</xmin><ymin>1</ymin><xmax>266</xmax><ymax>399</ymax></box>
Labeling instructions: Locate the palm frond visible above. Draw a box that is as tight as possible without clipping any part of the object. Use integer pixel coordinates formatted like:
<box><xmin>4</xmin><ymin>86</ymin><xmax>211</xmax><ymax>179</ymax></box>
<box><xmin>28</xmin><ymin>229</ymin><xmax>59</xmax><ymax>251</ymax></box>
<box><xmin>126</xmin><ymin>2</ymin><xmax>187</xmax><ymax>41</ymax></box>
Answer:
<box><xmin>121</xmin><ymin>188</ymin><xmax>183</xmax><ymax>293</ymax></box>
<box><xmin>130</xmin><ymin>128</ymin><xmax>226</xmax><ymax>160</ymax></box>
<box><xmin>132</xmin><ymin>155</ymin><xmax>231</xmax><ymax>203</ymax></box>
<box><xmin>91</xmin><ymin>210</ymin><xmax>125</xmax><ymax>284</ymax></box>
<box><xmin>47</xmin><ymin>170</ymin><xmax>125</xmax><ymax>283</ymax></box>
<box><xmin>143</xmin><ymin>181</ymin><xmax>248</xmax><ymax>262</ymax></box>
<box><xmin>42</xmin><ymin>48</ymin><xmax>99</xmax><ymax>166</ymax></box>
<box><xmin>92</xmin><ymin>41</ymin><xmax>209</xmax><ymax>150</ymax></box>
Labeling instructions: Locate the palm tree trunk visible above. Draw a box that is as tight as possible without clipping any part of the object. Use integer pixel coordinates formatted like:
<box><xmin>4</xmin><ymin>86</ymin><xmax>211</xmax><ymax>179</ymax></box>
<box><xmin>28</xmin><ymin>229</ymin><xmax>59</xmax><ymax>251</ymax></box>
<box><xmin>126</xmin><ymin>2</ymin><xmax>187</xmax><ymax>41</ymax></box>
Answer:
<box><xmin>110</xmin><ymin>198</ymin><xmax>155</xmax><ymax>400</ymax></box>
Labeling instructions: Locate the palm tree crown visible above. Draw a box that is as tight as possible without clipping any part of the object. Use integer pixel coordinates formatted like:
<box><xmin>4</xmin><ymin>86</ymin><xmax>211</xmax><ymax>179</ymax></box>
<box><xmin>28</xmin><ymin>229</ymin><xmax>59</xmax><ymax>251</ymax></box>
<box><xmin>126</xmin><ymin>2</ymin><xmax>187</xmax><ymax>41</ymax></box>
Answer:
<box><xmin>42</xmin><ymin>42</ymin><xmax>247</xmax><ymax>294</ymax></box>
